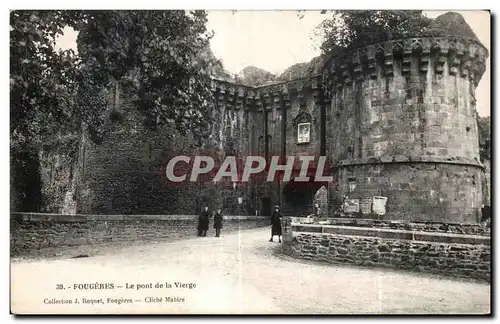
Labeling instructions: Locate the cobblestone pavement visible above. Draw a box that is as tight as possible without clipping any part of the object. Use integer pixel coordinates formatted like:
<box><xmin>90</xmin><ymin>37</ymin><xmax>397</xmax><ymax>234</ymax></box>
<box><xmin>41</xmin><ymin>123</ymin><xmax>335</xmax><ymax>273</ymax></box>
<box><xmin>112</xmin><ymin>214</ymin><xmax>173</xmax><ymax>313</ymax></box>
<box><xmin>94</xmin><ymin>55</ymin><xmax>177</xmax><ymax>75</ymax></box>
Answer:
<box><xmin>11</xmin><ymin>227</ymin><xmax>490</xmax><ymax>314</ymax></box>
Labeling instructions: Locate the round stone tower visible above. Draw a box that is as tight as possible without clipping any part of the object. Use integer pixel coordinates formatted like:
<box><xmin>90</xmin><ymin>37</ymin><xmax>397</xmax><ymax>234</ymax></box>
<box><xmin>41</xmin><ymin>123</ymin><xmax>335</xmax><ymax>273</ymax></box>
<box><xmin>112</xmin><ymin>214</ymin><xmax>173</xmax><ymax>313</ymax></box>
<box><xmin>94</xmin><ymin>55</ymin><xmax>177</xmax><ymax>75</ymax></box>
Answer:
<box><xmin>324</xmin><ymin>17</ymin><xmax>488</xmax><ymax>223</ymax></box>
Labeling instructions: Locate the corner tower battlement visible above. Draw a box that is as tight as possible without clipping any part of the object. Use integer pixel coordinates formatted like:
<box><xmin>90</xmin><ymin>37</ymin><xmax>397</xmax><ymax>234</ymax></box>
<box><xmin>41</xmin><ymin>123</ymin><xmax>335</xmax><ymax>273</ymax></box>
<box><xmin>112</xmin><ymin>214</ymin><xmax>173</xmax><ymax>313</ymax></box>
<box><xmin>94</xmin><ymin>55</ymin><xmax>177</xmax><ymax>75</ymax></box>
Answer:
<box><xmin>322</xmin><ymin>37</ymin><xmax>488</xmax><ymax>86</ymax></box>
<box><xmin>319</xmin><ymin>36</ymin><xmax>488</xmax><ymax>224</ymax></box>
<box><xmin>210</xmin><ymin>73</ymin><xmax>324</xmax><ymax>112</ymax></box>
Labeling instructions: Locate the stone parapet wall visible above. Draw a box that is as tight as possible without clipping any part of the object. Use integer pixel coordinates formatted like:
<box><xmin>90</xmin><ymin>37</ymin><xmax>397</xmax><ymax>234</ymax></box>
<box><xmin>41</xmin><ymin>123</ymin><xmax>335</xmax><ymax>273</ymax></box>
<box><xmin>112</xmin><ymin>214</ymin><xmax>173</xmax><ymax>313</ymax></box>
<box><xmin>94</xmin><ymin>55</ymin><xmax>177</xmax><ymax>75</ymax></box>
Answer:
<box><xmin>11</xmin><ymin>213</ymin><xmax>270</xmax><ymax>256</ymax></box>
<box><xmin>281</xmin><ymin>220</ymin><xmax>490</xmax><ymax>282</ymax></box>
<box><xmin>288</xmin><ymin>217</ymin><xmax>490</xmax><ymax>236</ymax></box>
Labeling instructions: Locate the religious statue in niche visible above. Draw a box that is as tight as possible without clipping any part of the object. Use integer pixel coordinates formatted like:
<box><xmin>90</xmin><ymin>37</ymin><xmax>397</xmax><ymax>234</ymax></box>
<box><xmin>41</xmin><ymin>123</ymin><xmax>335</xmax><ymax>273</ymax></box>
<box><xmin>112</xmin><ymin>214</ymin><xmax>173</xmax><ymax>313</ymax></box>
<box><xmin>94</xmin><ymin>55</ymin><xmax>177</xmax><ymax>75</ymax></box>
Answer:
<box><xmin>297</xmin><ymin>123</ymin><xmax>311</xmax><ymax>144</ymax></box>
<box><xmin>294</xmin><ymin>110</ymin><xmax>312</xmax><ymax>144</ymax></box>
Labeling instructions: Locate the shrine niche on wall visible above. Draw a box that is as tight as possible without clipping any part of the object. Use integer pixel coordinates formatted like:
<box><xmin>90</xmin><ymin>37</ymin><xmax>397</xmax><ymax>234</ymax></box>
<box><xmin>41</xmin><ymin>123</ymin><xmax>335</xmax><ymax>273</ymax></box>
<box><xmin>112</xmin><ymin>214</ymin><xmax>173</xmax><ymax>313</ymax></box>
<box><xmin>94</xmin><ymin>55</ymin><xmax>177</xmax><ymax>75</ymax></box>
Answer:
<box><xmin>294</xmin><ymin>111</ymin><xmax>312</xmax><ymax>144</ymax></box>
<box><xmin>297</xmin><ymin>123</ymin><xmax>311</xmax><ymax>144</ymax></box>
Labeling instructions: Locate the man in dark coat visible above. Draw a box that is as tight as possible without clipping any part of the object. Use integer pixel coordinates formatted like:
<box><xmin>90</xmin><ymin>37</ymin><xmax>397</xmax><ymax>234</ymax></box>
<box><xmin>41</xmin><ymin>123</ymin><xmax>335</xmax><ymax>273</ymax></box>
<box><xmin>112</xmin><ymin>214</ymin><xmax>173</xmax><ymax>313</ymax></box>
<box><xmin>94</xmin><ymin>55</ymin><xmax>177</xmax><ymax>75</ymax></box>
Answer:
<box><xmin>213</xmin><ymin>208</ymin><xmax>223</xmax><ymax>237</ymax></box>
<box><xmin>269</xmin><ymin>205</ymin><xmax>283</xmax><ymax>243</ymax></box>
<box><xmin>198</xmin><ymin>206</ymin><xmax>210</xmax><ymax>237</ymax></box>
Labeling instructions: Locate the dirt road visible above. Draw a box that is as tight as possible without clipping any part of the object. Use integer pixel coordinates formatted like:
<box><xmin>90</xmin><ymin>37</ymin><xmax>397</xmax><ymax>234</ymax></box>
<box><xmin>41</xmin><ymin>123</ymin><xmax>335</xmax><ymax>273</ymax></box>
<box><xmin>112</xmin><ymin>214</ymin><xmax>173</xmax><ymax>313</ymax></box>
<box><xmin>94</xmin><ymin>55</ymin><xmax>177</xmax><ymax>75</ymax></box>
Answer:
<box><xmin>11</xmin><ymin>226</ymin><xmax>490</xmax><ymax>314</ymax></box>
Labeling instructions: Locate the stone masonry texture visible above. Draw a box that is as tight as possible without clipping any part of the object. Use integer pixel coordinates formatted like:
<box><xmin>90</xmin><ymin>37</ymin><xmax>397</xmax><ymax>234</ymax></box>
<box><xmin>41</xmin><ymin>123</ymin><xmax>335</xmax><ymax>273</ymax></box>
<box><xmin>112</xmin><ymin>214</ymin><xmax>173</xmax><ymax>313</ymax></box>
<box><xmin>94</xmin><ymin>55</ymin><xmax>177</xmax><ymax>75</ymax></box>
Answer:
<box><xmin>327</xmin><ymin>218</ymin><xmax>490</xmax><ymax>236</ymax></box>
<box><xmin>338</xmin><ymin>163</ymin><xmax>483</xmax><ymax>223</ymax></box>
<box><xmin>10</xmin><ymin>213</ymin><xmax>270</xmax><ymax>256</ymax></box>
<box><xmin>281</xmin><ymin>220</ymin><xmax>490</xmax><ymax>283</ymax></box>
<box><xmin>28</xmin><ymin>31</ymin><xmax>489</xmax><ymax>223</ymax></box>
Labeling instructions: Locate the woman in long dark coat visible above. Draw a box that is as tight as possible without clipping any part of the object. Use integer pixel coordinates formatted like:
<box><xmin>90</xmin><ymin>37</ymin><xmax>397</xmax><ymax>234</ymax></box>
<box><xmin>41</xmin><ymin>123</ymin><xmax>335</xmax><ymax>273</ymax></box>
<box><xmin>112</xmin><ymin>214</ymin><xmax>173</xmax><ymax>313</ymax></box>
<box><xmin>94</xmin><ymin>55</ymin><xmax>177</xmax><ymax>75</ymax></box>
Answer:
<box><xmin>269</xmin><ymin>205</ymin><xmax>283</xmax><ymax>243</ymax></box>
<box><xmin>198</xmin><ymin>206</ymin><xmax>210</xmax><ymax>237</ymax></box>
<box><xmin>213</xmin><ymin>208</ymin><xmax>223</xmax><ymax>237</ymax></box>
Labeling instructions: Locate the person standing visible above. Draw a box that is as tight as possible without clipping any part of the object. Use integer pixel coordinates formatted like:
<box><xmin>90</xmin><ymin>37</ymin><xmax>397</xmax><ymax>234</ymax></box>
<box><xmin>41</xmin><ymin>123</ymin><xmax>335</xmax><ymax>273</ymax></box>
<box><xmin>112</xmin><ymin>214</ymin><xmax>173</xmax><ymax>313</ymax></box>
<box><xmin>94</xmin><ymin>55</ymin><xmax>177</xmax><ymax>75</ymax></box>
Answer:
<box><xmin>269</xmin><ymin>205</ymin><xmax>283</xmax><ymax>243</ymax></box>
<box><xmin>213</xmin><ymin>208</ymin><xmax>223</xmax><ymax>237</ymax></box>
<box><xmin>198</xmin><ymin>206</ymin><xmax>211</xmax><ymax>237</ymax></box>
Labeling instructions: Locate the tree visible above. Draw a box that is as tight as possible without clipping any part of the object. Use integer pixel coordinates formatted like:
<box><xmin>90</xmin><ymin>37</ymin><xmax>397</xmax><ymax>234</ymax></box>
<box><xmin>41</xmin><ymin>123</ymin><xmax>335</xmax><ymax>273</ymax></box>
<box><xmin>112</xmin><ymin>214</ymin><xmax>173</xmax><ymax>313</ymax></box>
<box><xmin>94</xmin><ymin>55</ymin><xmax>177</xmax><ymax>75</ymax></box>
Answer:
<box><xmin>10</xmin><ymin>10</ymin><xmax>80</xmax><ymax>150</ymax></box>
<box><xmin>313</xmin><ymin>11</ymin><xmax>484</xmax><ymax>56</ymax></box>
<box><xmin>11</xmin><ymin>10</ymin><xmax>223</xmax><ymax>147</ymax></box>
<box><xmin>314</xmin><ymin>11</ymin><xmax>433</xmax><ymax>54</ymax></box>
<box><xmin>424</xmin><ymin>12</ymin><xmax>481</xmax><ymax>42</ymax></box>
<box><xmin>276</xmin><ymin>55</ymin><xmax>324</xmax><ymax>81</ymax></box>
<box><xmin>10</xmin><ymin>10</ymin><xmax>225</xmax><ymax>211</ymax></box>
<box><xmin>236</xmin><ymin>66</ymin><xmax>276</xmax><ymax>87</ymax></box>
<box><xmin>71</xmin><ymin>10</ymin><xmax>221</xmax><ymax>140</ymax></box>
<box><xmin>10</xmin><ymin>10</ymin><xmax>82</xmax><ymax>211</ymax></box>
<box><xmin>203</xmin><ymin>47</ymin><xmax>234</xmax><ymax>82</ymax></box>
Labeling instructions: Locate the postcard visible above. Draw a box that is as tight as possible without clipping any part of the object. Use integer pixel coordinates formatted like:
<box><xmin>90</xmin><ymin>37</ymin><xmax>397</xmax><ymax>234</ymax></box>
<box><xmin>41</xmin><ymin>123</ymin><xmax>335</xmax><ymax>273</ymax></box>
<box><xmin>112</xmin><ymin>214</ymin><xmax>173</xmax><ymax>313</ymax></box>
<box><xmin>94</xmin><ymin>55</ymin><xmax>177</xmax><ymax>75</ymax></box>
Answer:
<box><xmin>10</xmin><ymin>9</ymin><xmax>491</xmax><ymax>315</ymax></box>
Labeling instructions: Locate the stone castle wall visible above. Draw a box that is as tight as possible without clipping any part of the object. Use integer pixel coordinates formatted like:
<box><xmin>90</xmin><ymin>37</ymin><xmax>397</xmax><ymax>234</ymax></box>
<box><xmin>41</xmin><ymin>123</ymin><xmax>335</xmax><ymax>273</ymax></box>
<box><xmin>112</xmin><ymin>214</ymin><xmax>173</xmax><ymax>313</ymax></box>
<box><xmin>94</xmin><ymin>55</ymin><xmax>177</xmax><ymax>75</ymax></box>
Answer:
<box><xmin>75</xmin><ymin>92</ymin><xmax>203</xmax><ymax>215</ymax></box>
<box><xmin>32</xmin><ymin>36</ymin><xmax>488</xmax><ymax>223</ymax></box>
<box><xmin>42</xmin><ymin>82</ymin><xmax>263</xmax><ymax>216</ymax></box>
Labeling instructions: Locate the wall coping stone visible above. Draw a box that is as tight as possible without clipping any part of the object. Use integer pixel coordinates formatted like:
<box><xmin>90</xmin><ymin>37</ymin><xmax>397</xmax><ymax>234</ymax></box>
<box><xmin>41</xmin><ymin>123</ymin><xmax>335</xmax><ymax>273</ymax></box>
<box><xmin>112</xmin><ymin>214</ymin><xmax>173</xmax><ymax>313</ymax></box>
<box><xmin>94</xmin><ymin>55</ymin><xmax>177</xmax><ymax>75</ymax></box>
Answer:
<box><xmin>337</xmin><ymin>156</ymin><xmax>483</xmax><ymax>169</ymax></box>
<box><xmin>290</xmin><ymin>224</ymin><xmax>490</xmax><ymax>246</ymax></box>
<box><xmin>11</xmin><ymin>213</ymin><xmax>270</xmax><ymax>223</ymax></box>
<box><xmin>287</xmin><ymin>217</ymin><xmax>488</xmax><ymax>227</ymax></box>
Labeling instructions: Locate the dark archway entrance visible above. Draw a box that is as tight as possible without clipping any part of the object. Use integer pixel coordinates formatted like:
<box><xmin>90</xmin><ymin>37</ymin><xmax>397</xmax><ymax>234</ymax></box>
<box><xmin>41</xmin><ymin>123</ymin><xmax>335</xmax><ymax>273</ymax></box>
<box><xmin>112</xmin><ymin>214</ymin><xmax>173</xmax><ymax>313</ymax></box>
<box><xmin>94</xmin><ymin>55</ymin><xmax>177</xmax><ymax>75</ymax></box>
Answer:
<box><xmin>11</xmin><ymin>149</ymin><xmax>42</xmax><ymax>212</ymax></box>
<box><xmin>282</xmin><ymin>178</ymin><xmax>323</xmax><ymax>217</ymax></box>
<box><xmin>261</xmin><ymin>197</ymin><xmax>272</xmax><ymax>217</ymax></box>
<box><xmin>280</xmin><ymin>154</ymin><xmax>333</xmax><ymax>217</ymax></box>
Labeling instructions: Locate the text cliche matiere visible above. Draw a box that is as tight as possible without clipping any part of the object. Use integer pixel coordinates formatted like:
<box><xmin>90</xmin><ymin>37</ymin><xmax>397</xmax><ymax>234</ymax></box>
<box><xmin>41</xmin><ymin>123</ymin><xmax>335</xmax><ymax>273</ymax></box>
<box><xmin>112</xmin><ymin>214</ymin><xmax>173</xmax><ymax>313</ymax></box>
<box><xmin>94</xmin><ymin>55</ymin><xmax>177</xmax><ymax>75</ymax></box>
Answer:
<box><xmin>44</xmin><ymin>281</ymin><xmax>196</xmax><ymax>305</ymax></box>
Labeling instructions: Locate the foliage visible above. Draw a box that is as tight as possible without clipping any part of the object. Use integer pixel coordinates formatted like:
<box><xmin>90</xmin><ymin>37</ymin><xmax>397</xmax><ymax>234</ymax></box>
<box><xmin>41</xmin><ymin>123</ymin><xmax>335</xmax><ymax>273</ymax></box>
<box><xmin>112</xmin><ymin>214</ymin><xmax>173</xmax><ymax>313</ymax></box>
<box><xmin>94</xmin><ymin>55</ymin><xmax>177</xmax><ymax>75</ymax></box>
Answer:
<box><xmin>424</xmin><ymin>12</ymin><xmax>480</xmax><ymax>42</ymax></box>
<box><xmin>235</xmin><ymin>66</ymin><xmax>276</xmax><ymax>87</ymax></box>
<box><xmin>10</xmin><ymin>10</ymin><xmax>82</xmax><ymax>211</ymax></box>
<box><xmin>10</xmin><ymin>10</ymin><xmax>225</xmax><ymax>211</ymax></box>
<box><xmin>71</xmin><ymin>10</ymin><xmax>221</xmax><ymax>140</ymax></box>
<box><xmin>276</xmin><ymin>55</ymin><xmax>324</xmax><ymax>81</ymax></box>
<box><xmin>314</xmin><ymin>10</ymin><xmax>433</xmax><ymax>54</ymax></box>
<box><xmin>277</xmin><ymin>62</ymin><xmax>310</xmax><ymax>81</ymax></box>
<box><xmin>11</xmin><ymin>10</ymin><xmax>223</xmax><ymax>149</ymax></box>
<box><xmin>10</xmin><ymin>10</ymin><xmax>80</xmax><ymax>150</ymax></box>
<box><xmin>204</xmin><ymin>47</ymin><xmax>234</xmax><ymax>82</ymax></box>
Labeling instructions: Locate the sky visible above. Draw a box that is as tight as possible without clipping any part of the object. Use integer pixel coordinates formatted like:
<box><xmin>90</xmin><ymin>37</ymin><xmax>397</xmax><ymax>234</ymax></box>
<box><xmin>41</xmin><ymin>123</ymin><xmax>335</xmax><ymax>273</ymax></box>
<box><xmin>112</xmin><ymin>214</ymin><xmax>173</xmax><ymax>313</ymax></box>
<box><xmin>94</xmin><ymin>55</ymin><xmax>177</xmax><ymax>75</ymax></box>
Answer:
<box><xmin>55</xmin><ymin>10</ymin><xmax>490</xmax><ymax>116</ymax></box>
